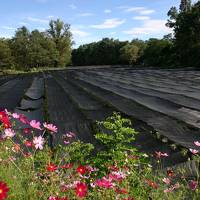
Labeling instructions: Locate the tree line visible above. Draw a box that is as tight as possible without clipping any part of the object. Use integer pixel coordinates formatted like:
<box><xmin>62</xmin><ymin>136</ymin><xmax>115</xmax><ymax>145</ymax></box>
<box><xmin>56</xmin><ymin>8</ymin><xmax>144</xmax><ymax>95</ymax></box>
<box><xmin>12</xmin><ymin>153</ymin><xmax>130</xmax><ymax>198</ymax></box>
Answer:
<box><xmin>0</xmin><ymin>0</ymin><xmax>200</xmax><ymax>70</ymax></box>
<box><xmin>0</xmin><ymin>19</ymin><xmax>72</xmax><ymax>70</ymax></box>
<box><xmin>72</xmin><ymin>0</ymin><xmax>200</xmax><ymax>68</ymax></box>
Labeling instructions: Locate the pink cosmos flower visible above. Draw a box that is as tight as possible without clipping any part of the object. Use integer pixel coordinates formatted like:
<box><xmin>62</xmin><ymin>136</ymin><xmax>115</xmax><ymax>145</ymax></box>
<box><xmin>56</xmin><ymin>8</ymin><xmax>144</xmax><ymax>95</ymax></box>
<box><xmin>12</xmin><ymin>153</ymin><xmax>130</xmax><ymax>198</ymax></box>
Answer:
<box><xmin>96</xmin><ymin>177</ymin><xmax>114</xmax><ymax>188</ymax></box>
<box><xmin>30</xmin><ymin>120</ymin><xmax>42</xmax><ymax>130</ymax></box>
<box><xmin>85</xmin><ymin>165</ymin><xmax>98</xmax><ymax>172</ymax></box>
<box><xmin>189</xmin><ymin>148</ymin><xmax>199</xmax><ymax>154</ymax></box>
<box><xmin>43</xmin><ymin>122</ymin><xmax>57</xmax><ymax>133</ymax></box>
<box><xmin>173</xmin><ymin>182</ymin><xmax>180</xmax><ymax>189</ymax></box>
<box><xmin>109</xmin><ymin>171</ymin><xmax>126</xmax><ymax>182</ymax></box>
<box><xmin>194</xmin><ymin>141</ymin><xmax>200</xmax><ymax>147</ymax></box>
<box><xmin>164</xmin><ymin>188</ymin><xmax>173</xmax><ymax>193</ymax></box>
<box><xmin>33</xmin><ymin>136</ymin><xmax>45</xmax><ymax>150</ymax></box>
<box><xmin>162</xmin><ymin>178</ymin><xmax>171</xmax><ymax>185</ymax></box>
<box><xmin>48</xmin><ymin>197</ymin><xmax>57</xmax><ymax>200</ymax></box>
<box><xmin>12</xmin><ymin>113</ymin><xmax>20</xmax><ymax>119</ymax></box>
<box><xmin>4</xmin><ymin>128</ymin><xmax>15</xmax><ymax>138</ymax></box>
<box><xmin>155</xmin><ymin>151</ymin><xmax>169</xmax><ymax>159</ymax></box>
<box><xmin>64</xmin><ymin>181</ymin><xmax>79</xmax><ymax>189</ymax></box>
<box><xmin>164</xmin><ymin>182</ymin><xmax>180</xmax><ymax>193</ymax></box>
<box><xmin>64</xmin><ymin>140</ymin><xmax>70</xmax><ymax>145</ymax></box>
<box><xmin>90</xmin><ymin>182</ymin><xmax>96</xmax><ymax>188</ymax></box>
<box><xmin>66</xmin><ymin>132</ymin><xmax>76</xmax><ymax>138</ymax></box>
<box><xmin>188</xmin><ymin>180</ymin><xmax>198</xmax><ymax>190</ymax></box>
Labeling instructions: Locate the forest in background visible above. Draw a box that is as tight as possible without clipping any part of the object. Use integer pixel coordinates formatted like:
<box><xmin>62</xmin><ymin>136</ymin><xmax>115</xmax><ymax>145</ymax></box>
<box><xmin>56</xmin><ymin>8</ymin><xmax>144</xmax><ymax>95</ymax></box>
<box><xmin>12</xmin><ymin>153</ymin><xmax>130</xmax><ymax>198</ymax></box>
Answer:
<box><xmin>0</xmin><ymin>0</ymin><xmax>200</xmax><ymax>70</ymax></box>
<box><xmin>0</xmin><ymin>19</ymin><xmax>72</xmax><ymax>70</ymax></box>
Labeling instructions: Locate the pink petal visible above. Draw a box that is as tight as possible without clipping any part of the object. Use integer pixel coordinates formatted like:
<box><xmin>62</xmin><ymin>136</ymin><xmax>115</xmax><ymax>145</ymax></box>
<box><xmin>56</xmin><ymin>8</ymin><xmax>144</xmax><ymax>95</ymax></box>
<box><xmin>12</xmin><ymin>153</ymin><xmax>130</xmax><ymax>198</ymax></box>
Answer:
<box><xmin>194</xmin><ymin>141</ymin><xmax>200</xmax><ymax>147</ymax></box>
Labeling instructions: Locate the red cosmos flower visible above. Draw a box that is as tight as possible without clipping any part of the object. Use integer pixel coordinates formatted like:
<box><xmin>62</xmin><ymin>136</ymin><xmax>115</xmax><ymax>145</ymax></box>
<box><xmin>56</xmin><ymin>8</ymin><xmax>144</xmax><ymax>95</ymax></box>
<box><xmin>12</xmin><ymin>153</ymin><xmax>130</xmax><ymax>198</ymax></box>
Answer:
<box><xmin>61</xmin><ymin>163</ymin><xmax>73</xmax><ymax>169</ymax></box>
<box><xmin>23</xmin><ymin>152</ymin><xmax>32</xmax><ymax>158</ymax></box>
<box><xmin>108</xmin><ymin>165</ymin><xmax>119</xmax><ymax>172</ymax></box>
<box><xmin>0</xmin><ymin>111</ymin><xmax>6</xmax><ymax>120</ymax></box>
<box><xmin>76</xmin><ymin>165</ymin><xmax>86</xmax><ymax>175</ymax></box>
<box><xmin>19</xmin><ymin>114</ymin><xmax>29</xmax><ymax>124</ymax></box>
<box><xmin>75</xmin><ymin>182</ymin><xmax>87</xmax><ymax>198</ymax></box>
<box><xmin>0</xmin><ymin>181</ymin><xmax>9</xmax><ymax>200</ymax></box>
<box><xmin>145</xmin><ymin>179</ymin><xmax>159</xmax><ymax>189</ymax></box>
<box><xmin>1</xmin><ymin>117</ymin><xmax>11</xmax><ymax>129</ymax></box>
<box><xmin>24</xmin><ymin>140</ymin><xmax>32</xmax><ymax>147</ymax></box>
<box><xmin>23</xmin><ymin>128</ymin><xmax>31</xmax><ymax>134</ymax></box>
<box><xmin>13</xmin><ymin>144</ymin><xmax>21</xmax><ymax>153</ymax></box>
<box><xmin>167</xmin><ymin>169</ymin><xmax>174</xmax><ymax>177</ymax></box>
<box><xmin>115</xmin><ymin>187</ymin><xmax>128</xmax><ymax>194</ymax></box>
<box><xmin>46</xmin><ymin>163</ymin><xmax>57</xmax><ymax>172</ymax></box>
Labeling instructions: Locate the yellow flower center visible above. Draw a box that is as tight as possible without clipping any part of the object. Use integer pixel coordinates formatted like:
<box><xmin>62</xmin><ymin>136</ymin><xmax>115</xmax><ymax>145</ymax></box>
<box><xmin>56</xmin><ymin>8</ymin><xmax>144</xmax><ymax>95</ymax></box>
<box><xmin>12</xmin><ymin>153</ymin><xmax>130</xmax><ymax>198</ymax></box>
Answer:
<box><xmin>0</xmin><ymin>189</ymin><xmax>3</xmax><ymax>194</ymax></box>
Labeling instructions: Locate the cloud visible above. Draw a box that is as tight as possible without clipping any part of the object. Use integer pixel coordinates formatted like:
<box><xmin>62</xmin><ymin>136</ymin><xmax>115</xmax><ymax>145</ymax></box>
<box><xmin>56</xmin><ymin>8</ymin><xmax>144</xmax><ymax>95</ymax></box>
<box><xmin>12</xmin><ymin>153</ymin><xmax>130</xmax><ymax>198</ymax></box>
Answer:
<box><xmin>124</xmin><ymin>7</ymin><xmax>146</xmax><ymax>12</ymax></box>
<box><xmin>133</xmin><ymin>16</ymin><xmax>150</xmax><ymax>20</ymax></box>
<box><xmin>91</xmin><ymin>18</ymin><xmax>125</xmax><ymax>29</ymax></box>
<box><xmin>69</xmin><ymin>4</ymin><xmax>77</xmax><ymax>10</ymax></box>
<box><xmin>110</xmin><ymin>32</ymin><xmax>116</xmax><ymax>35</ymax></box>
<box><xmin>123</xmin><ymin>19</ymin><xmax>170</xmax><ymax>37</ymax></box>
<box><xmin>47</xmin><ymin>15</ymin><xmax>54</xmax><ymax>19</ymax></box>
<box><xmin>27</xmin><ymin>17</ymin><xmax>49</xmax><ymax>24</ymax></box>
<box><xmin>139</xmin><ymin>10</ymin><xmax>155</xmax><ymax>15</ymax></box>
<box><xmin>77</xmin><ymin>13</ymin><xmax>94</xmax><ymax>17</ymax></box>
<box><xmin>71</xmin><ymin>27</ymin><xmax>90</xmax><ymax>37</ymax></box>
<box><xmin>36</xmin><ymin>27</ymin><xmax>46</xmax><ymax>31</ymax></box>
<box><xmin>19</xmin><ymin>22</ymin><xmax>29</xmax><ymax>26</ymax></box>
<box><xmin>118</xmin><ymin>6</ymin><xmax>155</xmax><ymax>15</ymax></box>
<box><xmin>104</xmin><ymin>9</ymin><xmax>111</xmax><ymax>13</ymax></box>
<box><xmin>1</xmin><ymin>26</ymin><xmax>16</xmax><ymax>30</ymax></box>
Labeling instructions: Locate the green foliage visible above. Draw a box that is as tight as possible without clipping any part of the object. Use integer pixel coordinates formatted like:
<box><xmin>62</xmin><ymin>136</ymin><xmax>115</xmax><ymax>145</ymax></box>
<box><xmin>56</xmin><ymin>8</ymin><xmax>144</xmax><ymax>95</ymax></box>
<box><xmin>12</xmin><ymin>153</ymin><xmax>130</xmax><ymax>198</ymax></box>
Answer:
<box><xmin>47</xmin><ymin>19</ymin><xmax>73</xmax><ymax>67</ymax></box>
<box><xmin>0</xmin><ymin>39</ymin><xmax>13</xmax><ymax>69</ymax></box>
<box><xmin>180</xmin><ymin>0</ymin><xmax>191</xmax><ymax>12</ymax></box>
<box><xmin>63</xmin><ymin>140</ymin><xmax>94</xmax><ymax>163</ymax></box>
<box><xmin>0</xmin><ymin>112</ymin><xmax>200</xmax><ymax>199</ymax></box>
<box><xmin>167</xmin><ymin>1</ymin><xmax>200</xmax><ymax>68</ymax></box>
<box><xmin>93</xmin><ymin>112</ymin><xmax>139</xmax><ymax>169</ymax></box>
<box><xmin>72</xmin><ymin>38</ymin><xmax>128</xmax><ymax>66</ymax></box>
<box><xmin>0</xmin><ymin>19</ymin><xmax>72</xmax><ymax>70</ymax></box>
<box><xmin>120</xmin><ymin>44</ymin><xmax>140</xmax><ymax>65</ymax></box>
<box><xmin>143</xmin><ymin>38</ymin><xmax>175</xmax><ymax>67</ymax></box>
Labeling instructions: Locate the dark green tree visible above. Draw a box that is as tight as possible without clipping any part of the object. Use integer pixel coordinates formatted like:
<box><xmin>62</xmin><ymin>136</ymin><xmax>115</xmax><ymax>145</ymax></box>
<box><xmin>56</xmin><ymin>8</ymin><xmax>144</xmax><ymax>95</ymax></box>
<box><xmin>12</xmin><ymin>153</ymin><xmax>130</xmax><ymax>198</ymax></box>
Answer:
<box><xmin>167</xmin><ymin>1</ymin><xmax>200</xmax><ymax>67</ymax></box>
<box><xmin>180</xmin><ymin>0</ymin><xmax>191</xmax><ymax>12</ymax></box>
<box><xmin>72</xmin><ymin>38</ymin><xmax>128</xmax><ymax>66</ymax></box>
<box><xmin>47</xmin><ymin>19</ymin><xmax>73</xmax><ymax>67</ymax></box>
<box><xmin>29</xmin><ymin>30</ymin><xmax>58</xmax><ymax>68</ymax></box>
<box><xmin>143</xmin><ymin>38</ymin><xmax>174</xmax><ymax>67</ymax></box>
<box><xmin>10</xmin><ymin>26</ymin><xmax>30</xmax><ymax>70</ymax></box>
<box><xmin>0</xmin><ymin>39</ymin><xmax>13</xmax><ymax>69</ymax></box>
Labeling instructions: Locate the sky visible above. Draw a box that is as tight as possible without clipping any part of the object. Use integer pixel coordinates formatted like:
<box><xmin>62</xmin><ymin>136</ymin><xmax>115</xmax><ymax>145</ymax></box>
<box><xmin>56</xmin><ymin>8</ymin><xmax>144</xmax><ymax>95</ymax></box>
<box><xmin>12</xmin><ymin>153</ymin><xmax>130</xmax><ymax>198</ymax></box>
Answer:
<box><xmin>0</xmin><ymin>0</ymin><xmax>198</xmax><ymax>47</ymax></box>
